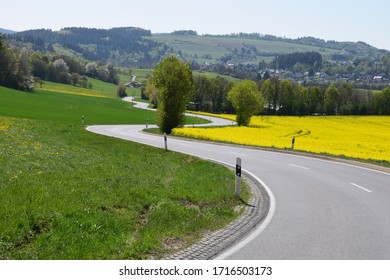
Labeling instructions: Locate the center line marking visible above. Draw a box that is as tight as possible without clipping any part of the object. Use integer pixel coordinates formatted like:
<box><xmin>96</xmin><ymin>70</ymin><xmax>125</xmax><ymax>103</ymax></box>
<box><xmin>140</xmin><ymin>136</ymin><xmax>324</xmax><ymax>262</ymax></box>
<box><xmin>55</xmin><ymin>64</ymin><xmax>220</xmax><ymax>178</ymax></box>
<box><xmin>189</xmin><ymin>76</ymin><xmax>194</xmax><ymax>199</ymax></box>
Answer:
<box><xmin>289</xmin><ymin>164</ymin><xmax>310</xmax><ymax>170</ymax></box>
<box><xmin>229</xmin><ymin>152</ymin><xmax>249</xmax><ymax>157</ymax></box>
<box><xmin>177</xmin><ymin>143</ymin><xmax>192</xmax><ymax>147</ymax></box>
<box><xmin>350</xmin><ymin>183</ymin><xmax>372</xmax><ymax>193</ymax></box>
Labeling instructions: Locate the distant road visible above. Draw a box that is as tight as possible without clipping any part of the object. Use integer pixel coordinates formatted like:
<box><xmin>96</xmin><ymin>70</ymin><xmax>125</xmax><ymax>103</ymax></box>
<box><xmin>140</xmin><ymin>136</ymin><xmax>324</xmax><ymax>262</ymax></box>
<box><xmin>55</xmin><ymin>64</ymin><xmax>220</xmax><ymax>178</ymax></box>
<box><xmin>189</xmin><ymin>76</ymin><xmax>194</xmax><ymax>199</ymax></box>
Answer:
<box><xmin>88</xmin><ymin>106</ymin><xmax>390</xmax><ymax>259</ymax></box>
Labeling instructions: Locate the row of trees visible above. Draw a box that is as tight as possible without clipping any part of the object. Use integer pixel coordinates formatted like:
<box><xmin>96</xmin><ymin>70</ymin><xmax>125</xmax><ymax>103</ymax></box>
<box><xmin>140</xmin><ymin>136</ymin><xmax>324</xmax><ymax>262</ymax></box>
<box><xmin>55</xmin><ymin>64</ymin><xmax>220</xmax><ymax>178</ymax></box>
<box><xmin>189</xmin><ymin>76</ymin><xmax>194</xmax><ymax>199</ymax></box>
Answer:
<box><xmin>192</xmin><ymin>75</ymin><xmax>235</xmax><ymax>113</ymax></box>
<box><xmin>259</xmin><ymin>77</ymin><xmax>390</xmax><ymax>115</ymax></box>
<box><xmin>1</xmin><ymin>34</ymin><xmax>122</xmax><ymax>92</ymax></box>
<box><xmin>30</xmin><ymin>52</ymin><xmax>119</xmax><ymax>85</ymax></box>
<box><xmin>273</xmin><ymin>52</ymin><xmax>323</xmax><ymax>71</ymax></box>
<box><xmin>0</xmin><ymin>35</ymin><xmax>35</xmax><ymax>91</ymax></box>
<box><xmin>190</xmin><ymin>75</ymin><xmax>390</xmax><ymax>116</ymax></box>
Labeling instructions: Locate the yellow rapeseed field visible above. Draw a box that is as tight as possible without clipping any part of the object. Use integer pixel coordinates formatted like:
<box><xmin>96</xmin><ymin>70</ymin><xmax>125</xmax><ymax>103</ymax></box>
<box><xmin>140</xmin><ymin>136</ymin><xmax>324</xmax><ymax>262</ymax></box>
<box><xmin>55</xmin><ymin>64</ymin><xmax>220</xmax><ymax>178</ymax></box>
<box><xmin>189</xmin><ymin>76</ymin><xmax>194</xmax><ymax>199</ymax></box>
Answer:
<box><xmin>174</xmin><ymin>114</ymin><xmax>390</xmax><ymax>163</ymax></box>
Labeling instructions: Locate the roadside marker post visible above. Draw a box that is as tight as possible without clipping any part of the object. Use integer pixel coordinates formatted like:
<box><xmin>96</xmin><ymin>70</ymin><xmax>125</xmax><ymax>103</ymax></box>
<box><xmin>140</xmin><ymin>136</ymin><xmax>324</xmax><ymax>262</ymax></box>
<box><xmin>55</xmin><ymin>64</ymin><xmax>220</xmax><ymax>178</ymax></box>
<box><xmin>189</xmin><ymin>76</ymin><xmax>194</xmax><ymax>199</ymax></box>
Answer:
<box><xmin>291</xmin><ymin>136</ymin><xmax>295</xmax><ymax>150</ymax></box>
<box><xmin>82</xmin><ymin>115</ymin><xmax>84</xmax><ymax>125</ymax></box>
<box><xmin>235</xmin><ymin>157</ymin><xmax>242</xmax><ymax>198</ymax></box>
<box><xmin>164</xmin><ymin>133</ymin><xmax>168</xmax><ymax>151</ymax></box>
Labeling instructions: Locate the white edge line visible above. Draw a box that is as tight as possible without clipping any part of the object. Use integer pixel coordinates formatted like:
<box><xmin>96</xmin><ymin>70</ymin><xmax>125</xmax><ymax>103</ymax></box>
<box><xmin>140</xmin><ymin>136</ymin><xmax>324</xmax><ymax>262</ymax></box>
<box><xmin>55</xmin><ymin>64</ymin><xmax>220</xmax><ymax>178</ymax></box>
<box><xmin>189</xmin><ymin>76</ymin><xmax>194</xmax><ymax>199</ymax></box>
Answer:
<box><xmin>350</xmin><ymin>182</ymin><xmax>372</xmax><ymax>193</ymax></box>
<box><xmin>201</xmin><ymin>165</ymin><xmax>275</xmax><ymax>260</ymax></box>
<box><xmin>154</xmin><ymin>149</ymin><xmax>276</xmax><ymax>260</ymax></box>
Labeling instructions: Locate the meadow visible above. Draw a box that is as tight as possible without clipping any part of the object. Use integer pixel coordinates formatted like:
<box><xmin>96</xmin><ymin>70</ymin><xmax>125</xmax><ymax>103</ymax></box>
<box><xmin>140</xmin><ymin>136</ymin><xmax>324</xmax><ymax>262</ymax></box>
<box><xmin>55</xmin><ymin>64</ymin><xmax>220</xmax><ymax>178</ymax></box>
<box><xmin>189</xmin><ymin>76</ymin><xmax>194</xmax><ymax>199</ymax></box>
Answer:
<box><xmin>173</xmin><ymin>114</ymin><xmax>390</xmax><ymax>166</ymax></box>
<box><xmin>0</xmin><ymin>84</ymin><xmax>240</xmax><ymax>259</ymax></box>
<box><xmin>0</xmin><ymin>85</ymin><xmax>154</xmax><ymax>125</ymax></box>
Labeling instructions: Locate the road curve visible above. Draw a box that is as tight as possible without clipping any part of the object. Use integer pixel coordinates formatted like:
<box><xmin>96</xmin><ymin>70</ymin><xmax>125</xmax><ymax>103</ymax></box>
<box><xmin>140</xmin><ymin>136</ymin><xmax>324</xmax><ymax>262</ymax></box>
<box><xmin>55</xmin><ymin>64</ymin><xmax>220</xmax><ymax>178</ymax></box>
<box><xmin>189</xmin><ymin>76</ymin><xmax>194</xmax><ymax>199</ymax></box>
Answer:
<box><xmin>87</xmin><ymin>109</ymin><xmax>390</xmax><ymax>259</ymax></box>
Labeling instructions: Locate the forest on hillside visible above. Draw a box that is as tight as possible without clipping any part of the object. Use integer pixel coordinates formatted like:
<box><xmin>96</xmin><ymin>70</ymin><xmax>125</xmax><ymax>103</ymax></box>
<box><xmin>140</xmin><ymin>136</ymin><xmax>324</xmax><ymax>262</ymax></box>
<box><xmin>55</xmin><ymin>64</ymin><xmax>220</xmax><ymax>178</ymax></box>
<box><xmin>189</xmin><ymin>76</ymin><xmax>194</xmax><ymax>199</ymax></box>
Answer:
<box><xmin>7</xmin><ymin>27</ymin><xmax>170</xmax><ymax>67</ymax></box>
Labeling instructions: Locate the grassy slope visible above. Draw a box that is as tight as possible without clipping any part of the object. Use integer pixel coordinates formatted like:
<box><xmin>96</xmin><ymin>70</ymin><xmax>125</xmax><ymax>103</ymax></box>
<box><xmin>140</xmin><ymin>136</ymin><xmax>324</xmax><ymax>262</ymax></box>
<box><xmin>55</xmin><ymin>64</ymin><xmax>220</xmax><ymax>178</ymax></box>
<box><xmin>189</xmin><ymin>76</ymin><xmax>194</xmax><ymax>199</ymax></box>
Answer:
<box><xmin>0</xmin><ymin>86</ymin><xmax>154</xmax><ymax>125</ymax></box>
<box><xmin>0</xmin><ymin>84</ymin><xmax>241</xmax><ymax>259</ymax></box>
<box><xmin>193</xmin><ymin>70</ymin><xmax>240</xmax><ymax>82</ymax></box>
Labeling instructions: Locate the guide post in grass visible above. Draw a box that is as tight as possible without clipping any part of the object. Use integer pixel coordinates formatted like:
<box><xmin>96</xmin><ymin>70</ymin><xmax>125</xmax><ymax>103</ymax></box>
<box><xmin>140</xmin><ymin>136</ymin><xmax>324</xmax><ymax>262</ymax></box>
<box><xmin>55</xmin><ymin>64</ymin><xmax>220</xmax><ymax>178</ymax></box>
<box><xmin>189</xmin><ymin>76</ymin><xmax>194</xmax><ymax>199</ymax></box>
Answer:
<box><xmin>164</xmin><ymin>133</ymin><xmax>168</xmax><ymax>151</ymax></box>
<box><xmin>235</xmin><ymin>157</ymin><xmax>242</xmax><ymax>198</ymax></box>
<box><xmin>82</xmin><ymin>115</ymin><xmax>84</xmax><ymax>125</ymax></box>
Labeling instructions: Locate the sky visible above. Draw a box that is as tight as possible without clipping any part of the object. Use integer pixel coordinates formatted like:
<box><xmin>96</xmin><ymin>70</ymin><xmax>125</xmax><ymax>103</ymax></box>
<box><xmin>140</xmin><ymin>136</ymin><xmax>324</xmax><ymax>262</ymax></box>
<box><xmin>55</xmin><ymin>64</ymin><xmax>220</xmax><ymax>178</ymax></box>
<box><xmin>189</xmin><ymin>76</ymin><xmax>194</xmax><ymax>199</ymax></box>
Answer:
<box><xmin>2</xmin><ymin>0</ymin><xmax>390</xmax><ymax>51</ymax></box>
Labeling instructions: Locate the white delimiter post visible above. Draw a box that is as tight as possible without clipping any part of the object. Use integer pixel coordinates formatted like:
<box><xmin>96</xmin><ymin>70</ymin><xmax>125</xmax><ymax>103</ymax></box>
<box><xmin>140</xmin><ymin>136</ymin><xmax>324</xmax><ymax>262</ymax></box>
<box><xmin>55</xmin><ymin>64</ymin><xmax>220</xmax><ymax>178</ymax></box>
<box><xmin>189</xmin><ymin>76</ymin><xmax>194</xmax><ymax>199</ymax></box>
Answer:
<box><xmin>235</xmin><ymin>157</ymin><xmax>242</xmax><ymax>198</ymax></box>
<box><xmin>164</xmin><ymin>133</ymin><xmax>168</xmax><ymax>151</ymax></box>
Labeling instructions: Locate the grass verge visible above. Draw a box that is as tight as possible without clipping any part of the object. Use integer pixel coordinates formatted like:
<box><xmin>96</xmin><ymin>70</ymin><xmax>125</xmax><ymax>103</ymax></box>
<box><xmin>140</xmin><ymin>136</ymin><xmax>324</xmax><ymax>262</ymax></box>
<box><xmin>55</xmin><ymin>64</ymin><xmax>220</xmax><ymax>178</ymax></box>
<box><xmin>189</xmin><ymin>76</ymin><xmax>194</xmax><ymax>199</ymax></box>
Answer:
<box><xmin>0</xmin><ymin>85</ymin><xmax>244</xmax><ymax>259</ymax></box>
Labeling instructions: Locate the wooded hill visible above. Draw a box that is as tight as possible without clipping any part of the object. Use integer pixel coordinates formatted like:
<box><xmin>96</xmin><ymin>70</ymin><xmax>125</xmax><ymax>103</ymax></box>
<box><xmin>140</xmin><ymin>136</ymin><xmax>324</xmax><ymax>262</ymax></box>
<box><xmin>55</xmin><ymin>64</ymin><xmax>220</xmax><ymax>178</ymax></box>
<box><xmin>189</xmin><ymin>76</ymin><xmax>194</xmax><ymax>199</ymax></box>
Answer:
<box><xmin>7</xmin><ymin>27</ymin><xmax>167</xmax><ymax>67</ymax></box>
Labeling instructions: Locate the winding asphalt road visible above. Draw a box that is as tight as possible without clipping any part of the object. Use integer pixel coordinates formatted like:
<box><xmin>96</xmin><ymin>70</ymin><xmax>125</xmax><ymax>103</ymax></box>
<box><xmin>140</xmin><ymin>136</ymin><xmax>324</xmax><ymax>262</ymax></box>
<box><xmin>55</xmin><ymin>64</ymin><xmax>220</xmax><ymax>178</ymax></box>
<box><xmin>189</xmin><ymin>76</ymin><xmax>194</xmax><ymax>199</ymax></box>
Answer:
<box><xmin>87</xmin><ymin>102</ymin><xmax>390</xmax><ymax>260</ymax></box>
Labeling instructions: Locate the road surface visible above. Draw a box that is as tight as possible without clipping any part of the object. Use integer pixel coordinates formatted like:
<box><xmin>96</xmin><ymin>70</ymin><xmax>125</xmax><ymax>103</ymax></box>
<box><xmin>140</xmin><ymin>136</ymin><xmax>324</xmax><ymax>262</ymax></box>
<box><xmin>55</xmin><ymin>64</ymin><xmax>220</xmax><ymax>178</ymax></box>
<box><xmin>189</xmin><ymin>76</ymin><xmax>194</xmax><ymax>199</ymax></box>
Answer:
<box><xmin>87</xmin><ymin>113</ymin><xmax>390</xmax><ymax>259</ymax></box>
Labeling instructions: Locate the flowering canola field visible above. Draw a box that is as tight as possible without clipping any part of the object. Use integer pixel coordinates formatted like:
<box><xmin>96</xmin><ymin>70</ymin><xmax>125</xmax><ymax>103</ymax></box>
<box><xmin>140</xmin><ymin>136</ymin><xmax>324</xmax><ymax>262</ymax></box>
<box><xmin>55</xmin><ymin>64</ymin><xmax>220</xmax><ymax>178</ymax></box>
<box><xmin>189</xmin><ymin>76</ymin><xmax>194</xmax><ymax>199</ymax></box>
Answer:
<box><xmin>173</xmin><ymin>114</ymin><xmax>390</xmax><ymax>163</ymax></box>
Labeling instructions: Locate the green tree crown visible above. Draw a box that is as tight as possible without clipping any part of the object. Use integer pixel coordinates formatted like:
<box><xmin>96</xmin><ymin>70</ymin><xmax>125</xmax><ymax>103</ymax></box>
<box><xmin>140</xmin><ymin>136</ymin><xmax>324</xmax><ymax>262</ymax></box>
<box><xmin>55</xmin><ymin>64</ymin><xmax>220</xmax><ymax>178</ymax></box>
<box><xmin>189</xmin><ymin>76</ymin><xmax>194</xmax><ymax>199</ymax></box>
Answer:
<box><xmin>152</xmin><ymin>56</ymin><xmax>194</xmax><ymax>134</ymax></box>
<box><xmin>228</xmin><ymin>80</ymin><xmax>264</xmax><ymax>126</ymax></box>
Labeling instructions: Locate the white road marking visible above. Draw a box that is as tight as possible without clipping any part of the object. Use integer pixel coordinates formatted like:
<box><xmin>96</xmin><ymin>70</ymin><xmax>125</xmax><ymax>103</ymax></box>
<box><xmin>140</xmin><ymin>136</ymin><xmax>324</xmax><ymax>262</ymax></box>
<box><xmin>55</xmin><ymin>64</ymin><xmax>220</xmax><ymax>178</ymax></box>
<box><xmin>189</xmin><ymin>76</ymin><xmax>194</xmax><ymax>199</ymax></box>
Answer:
<box><xmin>350</xmin><ymin>182</ymin><xmax>372</xmax><ymax>193</ymax></box>
<box><xmin>212</xmin><ymin>168</ymin><xmax>276</xmax><ymax>260</ymax></box>
<box><xmin>289</xmin><ymin>164</ymin><xmax>310</xmax><ymax>170</ymax></box>
<box><xmin>177</xmin><ymin>143</ymin><xmax>193</xmax><ymax>147</ymax></box>
<box><xmin>229</xmin><ymin>152</ymin><xmax>249</xmax><ymax>157</ymax></box>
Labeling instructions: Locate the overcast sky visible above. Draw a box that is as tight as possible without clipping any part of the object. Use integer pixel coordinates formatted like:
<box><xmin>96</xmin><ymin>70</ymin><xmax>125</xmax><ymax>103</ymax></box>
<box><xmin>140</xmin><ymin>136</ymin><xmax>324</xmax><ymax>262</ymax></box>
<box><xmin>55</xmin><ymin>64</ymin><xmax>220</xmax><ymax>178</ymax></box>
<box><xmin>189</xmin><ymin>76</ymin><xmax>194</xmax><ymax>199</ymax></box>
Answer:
<box><xmin>2</xmin><ymin>0</ymin><xmax>389</xmax><ymax>50</ymax></box>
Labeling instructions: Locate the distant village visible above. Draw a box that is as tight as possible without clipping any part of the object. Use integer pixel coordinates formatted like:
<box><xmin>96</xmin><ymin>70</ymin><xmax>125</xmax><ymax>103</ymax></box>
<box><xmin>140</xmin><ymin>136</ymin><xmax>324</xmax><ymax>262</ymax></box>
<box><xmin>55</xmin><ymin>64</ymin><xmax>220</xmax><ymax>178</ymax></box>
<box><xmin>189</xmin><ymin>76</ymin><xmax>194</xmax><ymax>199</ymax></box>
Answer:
<box><xmin>196</xmin><ymin>60</ymin><xmax>390</xmax><ymax>89</ymax></box>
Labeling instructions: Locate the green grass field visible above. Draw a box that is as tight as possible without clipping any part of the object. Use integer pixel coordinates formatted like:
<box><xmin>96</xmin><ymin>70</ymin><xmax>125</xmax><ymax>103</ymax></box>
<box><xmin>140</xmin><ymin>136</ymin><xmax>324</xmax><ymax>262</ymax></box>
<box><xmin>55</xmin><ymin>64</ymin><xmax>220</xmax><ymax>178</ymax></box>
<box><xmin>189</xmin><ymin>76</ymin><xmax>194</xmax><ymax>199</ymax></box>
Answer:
<box><xmin>0</xmin><ymin>85</ymin><xmax>154</xmax><ymax>125</ymax></box>
<box><xmin>0</xmin><ymin>85</ymin><xmax>208</xmax><ymax>126</ymax></box>
<box><xmin>41</xmin><ymin>79</ymin><xmax>142</xmax><ymax>100</ymax></box>
<box><xmin>193</xmin><ymin>70</ymin><xmax>240</xmax><ymax>82</ymax></box>
<box><xmin>0</xmin><ymin>83</ymin><xmax>242</xmax><ymax>259</ymax></box>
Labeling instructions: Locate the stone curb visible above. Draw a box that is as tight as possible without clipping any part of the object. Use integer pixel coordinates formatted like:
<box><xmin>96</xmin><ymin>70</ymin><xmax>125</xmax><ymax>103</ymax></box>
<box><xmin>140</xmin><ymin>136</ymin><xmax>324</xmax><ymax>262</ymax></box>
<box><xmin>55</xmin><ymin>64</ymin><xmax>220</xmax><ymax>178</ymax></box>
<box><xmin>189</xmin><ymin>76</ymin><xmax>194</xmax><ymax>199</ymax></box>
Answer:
<box><xmin>167</xmin><ymin>170</ymin><xmax>270</xmax><ymax>260</ymax></box>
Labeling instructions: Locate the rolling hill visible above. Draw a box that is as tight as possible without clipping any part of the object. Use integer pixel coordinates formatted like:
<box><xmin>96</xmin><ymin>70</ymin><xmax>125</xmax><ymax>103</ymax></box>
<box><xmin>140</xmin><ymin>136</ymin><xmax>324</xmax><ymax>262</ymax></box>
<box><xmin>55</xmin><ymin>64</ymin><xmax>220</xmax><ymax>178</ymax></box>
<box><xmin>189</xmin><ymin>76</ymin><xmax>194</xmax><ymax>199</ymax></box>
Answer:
<box><xmin>148</xmin><ymin>33</ymin><xmax>389</xmax><ymax>64</ymax></box>
<box><xmin>0</xmin><ymin>28</ymin><xmax>16</xmax><ymax>35</ymax></box>
<box><xmin>5</xmin><ymin>27</ymin><xmax>389</xmax><ymax>67</ymax></box>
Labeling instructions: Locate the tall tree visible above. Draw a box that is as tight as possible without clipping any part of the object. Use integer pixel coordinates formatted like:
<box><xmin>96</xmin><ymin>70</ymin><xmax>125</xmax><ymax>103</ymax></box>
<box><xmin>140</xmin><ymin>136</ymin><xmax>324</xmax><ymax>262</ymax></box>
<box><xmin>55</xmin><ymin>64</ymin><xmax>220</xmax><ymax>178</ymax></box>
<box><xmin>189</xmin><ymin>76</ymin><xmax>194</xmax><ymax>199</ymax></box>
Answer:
<box><xmin>261</xmin><ymin>77</ymin><xmax>280</xmax><ymax>114</ymax></box>
<box><xmin>15</xmin><ymin>48</ymin><xmax>35</xmax><ymax>91</ymax></box>
<box><xmin>30</xmin><ymin>52</ymin><xmax>48</xmax><ymax>79</ymax></box>
<box><xmin>0</xmin><ymin>35</ymin><xmax>11</xmax><ymax>86</ymax></box>
<box><xmin>193</xmin><ymin>75</ymin><xmax>212</xmax><ymax>111</ymax></box>
<box><xmin>261</xmin><ymin>79</ymin><xmax>275</xmax><ymax>113</ymax></box>
<box><xmin>227</xmin><ymin>80</ymin><xmax>264</xmax><ymax>126</ymax></box>
<box><xmin>0</xmin><ymin>39</ymin><xmax>34</xmax><ymax>91</ymax></box>
<box><xmin>70</xmin><ymin>73</ymin><xmax>81</xmax><ymax>86</ymax></box>
<box><xmin>338</xmin><ymin>82</ymin><xmax>354</xmax><ymax>114</ymax></box>
<box><xmin>144</xmin><ymin>79</ymin><xmax>158</xmax><ymax>107</ymax></box>
<box><xmin>152</xmin><ymin>56</ymin><xmax>194</xmax><ymax>134</ymax></box>
<box><xmin>209</xmin><ymin>76</ymin><xmax>226</xmax><ymax>113</ymax></box>
<box><xmin>376</xmin><ymin>88</ymin><xmax>390</xmax><ymax>115</ymax></box>
<box><xmin>307</xmin><ymin>86</ymin><xmax>324</xmax><ymax>114</ymax></box>
<box><xmin>324</xmin><ymin>83</ymin><xmax>340</xmax><ymax>114</ymax></box>
<box><xmin>117</xmin><ymin>83</ymin><xmax>127</xmax><ymax>98</ymax></box>
<box><xmin>279</xmin><ymin>80</ymin><xmax>294</xmax><ymax>115</ymax></box>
